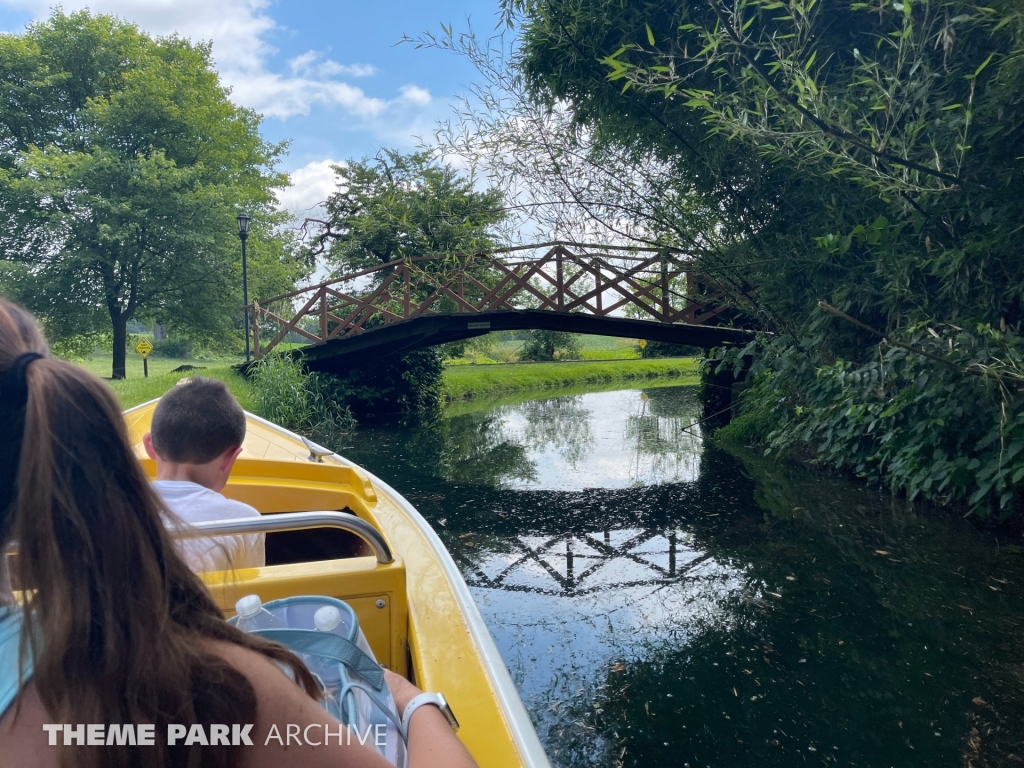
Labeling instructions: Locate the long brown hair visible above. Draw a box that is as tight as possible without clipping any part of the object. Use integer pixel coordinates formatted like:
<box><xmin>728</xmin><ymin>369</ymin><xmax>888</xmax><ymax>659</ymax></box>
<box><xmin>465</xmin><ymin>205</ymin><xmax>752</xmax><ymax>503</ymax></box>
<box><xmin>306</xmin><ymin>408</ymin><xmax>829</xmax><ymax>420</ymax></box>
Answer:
<box><xmin>0</xmin><ymin>299</ymin><xmax>319</xmax><ymax>768</ymax></box>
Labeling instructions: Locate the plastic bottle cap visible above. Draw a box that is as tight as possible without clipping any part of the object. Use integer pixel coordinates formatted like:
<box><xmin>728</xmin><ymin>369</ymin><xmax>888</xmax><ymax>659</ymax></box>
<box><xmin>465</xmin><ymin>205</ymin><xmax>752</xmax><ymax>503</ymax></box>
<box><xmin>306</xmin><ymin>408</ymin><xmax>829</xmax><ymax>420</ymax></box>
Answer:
<box><xmin>235</xmin><ymin>594</ymin><xmax>262</xmax><ymax>618</ymax></box>
<box><xmin>314</xmin><ymin>605</ymin><xmax>342</xmax><ymax>632</ymax></box>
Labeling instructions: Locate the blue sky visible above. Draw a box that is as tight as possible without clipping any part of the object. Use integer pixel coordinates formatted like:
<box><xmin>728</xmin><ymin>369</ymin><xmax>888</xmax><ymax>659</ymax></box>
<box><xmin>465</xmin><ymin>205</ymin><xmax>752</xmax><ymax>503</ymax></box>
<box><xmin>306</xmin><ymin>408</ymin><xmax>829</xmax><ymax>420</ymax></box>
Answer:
<box><xmin>0</xmin><ymin>0</ymin><xmax>502</xmax><ymax>214</ymax></box>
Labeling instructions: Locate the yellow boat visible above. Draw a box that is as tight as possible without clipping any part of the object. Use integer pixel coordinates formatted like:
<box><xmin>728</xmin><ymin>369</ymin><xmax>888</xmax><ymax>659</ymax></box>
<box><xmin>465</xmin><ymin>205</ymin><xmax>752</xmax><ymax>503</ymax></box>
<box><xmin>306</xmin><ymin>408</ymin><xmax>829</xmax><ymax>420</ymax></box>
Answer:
<box><xmin>125</xmin><ymin>401</ymin><xmax>550</xmax><ymax>768</ymax></box>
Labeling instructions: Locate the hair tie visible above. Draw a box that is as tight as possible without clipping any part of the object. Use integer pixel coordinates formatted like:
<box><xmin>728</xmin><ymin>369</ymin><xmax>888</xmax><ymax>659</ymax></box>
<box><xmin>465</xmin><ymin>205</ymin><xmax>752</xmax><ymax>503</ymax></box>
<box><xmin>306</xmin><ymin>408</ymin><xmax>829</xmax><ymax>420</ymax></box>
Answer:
<box><xmin>0</xmin><ymin>352</ymin><xmax>44</xmax><ymax>532</ymax></box>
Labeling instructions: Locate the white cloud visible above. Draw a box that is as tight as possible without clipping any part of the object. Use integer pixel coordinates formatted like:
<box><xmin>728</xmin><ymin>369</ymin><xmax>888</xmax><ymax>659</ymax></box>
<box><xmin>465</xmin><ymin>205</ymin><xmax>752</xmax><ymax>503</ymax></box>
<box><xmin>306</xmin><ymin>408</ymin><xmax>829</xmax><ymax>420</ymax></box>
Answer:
<box><xmin>399</xmin><ymin>85</ymin><xmax>432</xmax><ymax>106</ymax></box>
<box><xmin>232</xmin><ymin>75</ymin><xmax>386</xmax><ymax>119</ymax></box>
<box><xmin>0</xmin><ymin>0</ymin><xmax>278</xmax><ymax>78</ymax></box>
<box><xmin>321</xmin><ymin>61</ymin><xmax>377</xmax><ymax>79</ymax></box>
<box><xmin>0</xmin><ymin>0</ymin><xmax>423</xmax><ymax>120</ymax></box>
<box><xmin>289</xmin><ymin>50</ymin><xmax>376</xmax><ymax>79</ymax></box>
<box><xmin>277</xmin><ymin>158</ymin><xmax>342</xmax><ymax>216</ymax></box>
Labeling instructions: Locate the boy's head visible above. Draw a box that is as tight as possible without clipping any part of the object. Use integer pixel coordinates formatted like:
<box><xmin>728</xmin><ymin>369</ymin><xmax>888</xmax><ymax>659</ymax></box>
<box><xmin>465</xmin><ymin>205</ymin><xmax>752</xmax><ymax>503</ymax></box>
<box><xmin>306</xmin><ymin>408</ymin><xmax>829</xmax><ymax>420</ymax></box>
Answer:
<box><xmin>143</xmin><ymin>377</ymin><xmax>246</xmax><ymax>491</ymax></box>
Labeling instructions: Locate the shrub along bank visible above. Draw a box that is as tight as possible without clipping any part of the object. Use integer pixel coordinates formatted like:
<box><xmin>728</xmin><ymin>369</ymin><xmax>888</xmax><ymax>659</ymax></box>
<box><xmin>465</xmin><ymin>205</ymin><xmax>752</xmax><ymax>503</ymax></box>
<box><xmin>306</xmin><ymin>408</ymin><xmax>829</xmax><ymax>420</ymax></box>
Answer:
<box><xmin>104</xmin><ymin>356</ymin><xmax>699</xmax><ymax>413</ymax></box>
<box><xmin>713</xmin><ymin>329</ymin><xmax>1024</xmax><ymax>522</ymax></box>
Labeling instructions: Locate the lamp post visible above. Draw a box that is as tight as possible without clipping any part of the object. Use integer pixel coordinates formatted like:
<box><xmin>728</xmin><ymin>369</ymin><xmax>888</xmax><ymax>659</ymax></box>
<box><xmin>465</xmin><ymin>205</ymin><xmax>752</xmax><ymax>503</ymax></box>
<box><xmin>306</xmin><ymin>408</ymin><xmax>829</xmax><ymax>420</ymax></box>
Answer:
<box><xmin>237</xmin><ymin>212</ymin><xmax>251</xmax><ymax>362</ymax></box>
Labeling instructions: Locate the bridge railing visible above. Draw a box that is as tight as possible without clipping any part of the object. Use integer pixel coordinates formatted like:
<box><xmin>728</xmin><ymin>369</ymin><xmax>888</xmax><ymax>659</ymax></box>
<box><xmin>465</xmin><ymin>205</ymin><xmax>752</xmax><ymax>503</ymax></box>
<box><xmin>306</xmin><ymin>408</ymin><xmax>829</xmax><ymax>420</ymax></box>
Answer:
<box><xmin>245</xmin><ymin>244</ymin><xmax>738</xmax><ymax>360</ymax></box>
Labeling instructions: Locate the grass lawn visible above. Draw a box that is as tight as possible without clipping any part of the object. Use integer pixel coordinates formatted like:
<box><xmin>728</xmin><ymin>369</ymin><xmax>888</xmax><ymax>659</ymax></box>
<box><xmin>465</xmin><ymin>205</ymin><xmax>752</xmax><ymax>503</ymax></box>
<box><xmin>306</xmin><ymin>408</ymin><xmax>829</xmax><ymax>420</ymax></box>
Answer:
<box><xmin>78</xmin><ymin>350</ymin><xmax>243</xmax><ymax>380</ymax></box>
<box><xmin>105</xmin><ymin>366</ymin><xmax>258</xmax><ymax>412</ymax></box>
<box><xmin>69</xmin><ymin>353</ymin><xmax>256</xmax><ymax>412</ymax></box>
<box><xmin>450</xmin><ymin>333</ymin><xmax>641</xmax><ymax>365</ymax></box>
<box><xmin>441</xmin><ymin>357</ymin><xmax>700</xmax><ymax>403</ymax></box>
<box><xmin>83</xmin><ymin>346</ymin><xmax>699</xmax><ymax>414</ymax></box>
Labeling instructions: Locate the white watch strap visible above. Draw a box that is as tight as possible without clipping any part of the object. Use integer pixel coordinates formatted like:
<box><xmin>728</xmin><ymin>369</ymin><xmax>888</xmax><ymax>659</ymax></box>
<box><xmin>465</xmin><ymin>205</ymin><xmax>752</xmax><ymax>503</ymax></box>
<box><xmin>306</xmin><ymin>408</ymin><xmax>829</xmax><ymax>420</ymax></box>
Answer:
<box><xmin>401</xmin><ymin>692</ymin><xmax>443</xmax><ymax>733</ymax></box>
<box><xmin>401</xmin><ymin>692</ymin><xmax>458</xmax><ymax>733</ymax></box>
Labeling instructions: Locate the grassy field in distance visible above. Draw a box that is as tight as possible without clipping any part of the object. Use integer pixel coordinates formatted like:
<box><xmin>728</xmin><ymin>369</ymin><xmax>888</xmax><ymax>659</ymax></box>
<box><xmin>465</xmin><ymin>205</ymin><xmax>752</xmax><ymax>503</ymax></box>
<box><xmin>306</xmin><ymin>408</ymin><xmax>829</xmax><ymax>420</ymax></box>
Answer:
<box><xmin>441</xmin><ymin>357</ymin><xmax>699</xmax><ymax>403</ymax></box>
<box><xmin>448</xmin><ymin>333</ymin><xmax>642</xmax><ymax>365</ymax></box>
<box><xmin>80</xmin><ymin>334</ymin><xmax>698</xmax><ymax>412</ymax></box>
<box><xmin>77</xmin><ymin>349</ymin><xmax>242</xmax><ymax>380</ymax></box>
<box><xmin>70</xmin><ymin>349</ymin><xmax>255</xmax><ymax>411</ymax></box>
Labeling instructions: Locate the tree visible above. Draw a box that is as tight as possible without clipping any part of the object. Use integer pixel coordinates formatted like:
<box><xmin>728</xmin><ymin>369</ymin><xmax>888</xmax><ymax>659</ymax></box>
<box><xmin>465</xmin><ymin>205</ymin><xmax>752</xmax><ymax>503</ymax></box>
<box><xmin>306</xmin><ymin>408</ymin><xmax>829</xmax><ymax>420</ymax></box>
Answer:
<box><xmin>521</xmin><ymin>330</ymin><xmax>582</xmax><ymax>361</ymax></box>
<box><xmin>423</xmin><ymin>2</ymin><xmax>1024</xmax><ymax>515</ymax></box>
<box><xmin>0</xmin><ymin>11</ymin><xmax>300</xmax><ymax>378</ymax></box>
<box><xmin>508</xmin><ymin>0</ymin><xmax>1024</xmax><ymax>334</ymax></box>
<box><xmin>306</xmin><ymin>149</ymin><xmax>507</xmax><ymax>274</ymax></box>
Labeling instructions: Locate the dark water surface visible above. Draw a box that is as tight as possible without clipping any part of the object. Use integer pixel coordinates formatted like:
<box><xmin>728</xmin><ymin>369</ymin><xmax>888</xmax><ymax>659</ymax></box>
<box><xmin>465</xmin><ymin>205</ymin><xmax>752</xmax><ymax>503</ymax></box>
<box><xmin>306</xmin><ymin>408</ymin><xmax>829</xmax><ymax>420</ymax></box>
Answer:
<box><xmin>337</xmin><ymin>386</ymin><xmax>1024</xmax><ymax>768</ymax></box>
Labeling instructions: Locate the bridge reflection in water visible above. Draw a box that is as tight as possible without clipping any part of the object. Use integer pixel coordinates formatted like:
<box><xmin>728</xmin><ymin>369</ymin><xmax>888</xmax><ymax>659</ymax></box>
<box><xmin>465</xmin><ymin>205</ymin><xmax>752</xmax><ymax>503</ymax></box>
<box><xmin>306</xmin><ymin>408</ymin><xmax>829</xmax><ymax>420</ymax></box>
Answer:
<box><xmin>461</xmin><ymin>528</ymin><xmax>713</xmax><ymax>597</ymax></box>
<box><xmin>443</xmin><ymin>389</ymin><xmax>716</xmax><ymax>598</ymax></box>
<box><xmin>339</xmin><ymin>384</ymin><xmax>1024</xmax><ymax>768</ymax></box>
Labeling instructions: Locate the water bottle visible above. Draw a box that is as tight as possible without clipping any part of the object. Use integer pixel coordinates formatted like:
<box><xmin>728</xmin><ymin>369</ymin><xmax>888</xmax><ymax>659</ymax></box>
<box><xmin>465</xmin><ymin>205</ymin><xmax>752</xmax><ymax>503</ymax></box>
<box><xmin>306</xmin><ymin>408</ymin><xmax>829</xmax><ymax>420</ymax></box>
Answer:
<box><xmin>314</xmin><ymin>606</ymin><xmax>405</xmax><ymax>767</ymax></box>
<box><xmin>234</xmin><ymin>595</ymin><xmax>286</xmax><ymax>632</ymax></box>
<box><xmin>311</xmin><ymin>606</ymin><xmax>346</xmax><ymax>721</ymax></box>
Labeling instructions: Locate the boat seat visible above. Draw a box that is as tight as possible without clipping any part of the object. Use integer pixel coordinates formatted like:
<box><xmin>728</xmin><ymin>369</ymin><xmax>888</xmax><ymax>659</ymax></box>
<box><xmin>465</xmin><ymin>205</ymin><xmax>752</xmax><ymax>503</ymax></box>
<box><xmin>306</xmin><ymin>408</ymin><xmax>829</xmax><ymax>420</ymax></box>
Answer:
<box><xmin>137</xmin><ymin>457</ymin><xmax>380</xmax><ymax>565</ymax></box>
<box><xmin>264</xmin><ymin>511</ymin><xmax>371</xmax><ymax>565</ymax></box>
<box><xmin>137</xmin><ymin>457</ymin><xmax>378</xmax><ymax>516</ymax></box>
<box><xmin>139</xmin><ymin>456</ymin><xmax>410</xmax><ymax>672</ymax></box>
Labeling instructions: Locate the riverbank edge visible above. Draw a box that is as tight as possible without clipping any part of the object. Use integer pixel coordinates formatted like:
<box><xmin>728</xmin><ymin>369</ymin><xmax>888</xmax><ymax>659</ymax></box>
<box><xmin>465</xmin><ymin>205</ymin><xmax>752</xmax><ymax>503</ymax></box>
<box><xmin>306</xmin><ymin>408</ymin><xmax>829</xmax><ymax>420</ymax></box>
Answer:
<box><xmin>101</xmin><ymin>357</ymin><xmax>700</xmax><ymax>410</ymax></box>
<box><xmin>444</xmin><ymin>374</ymin><xmax>697</xmax><ymax>417</ymax></box>
<box><xmin>441</xmin><ymin>357</ymin><xmax>700</xmax><ymax>403</ymax></box>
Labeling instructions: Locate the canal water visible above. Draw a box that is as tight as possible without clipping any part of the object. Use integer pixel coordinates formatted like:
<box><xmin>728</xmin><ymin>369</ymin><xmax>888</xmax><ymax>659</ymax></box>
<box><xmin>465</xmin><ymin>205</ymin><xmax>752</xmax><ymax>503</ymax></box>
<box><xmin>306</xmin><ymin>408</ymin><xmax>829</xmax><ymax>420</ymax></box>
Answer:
<box><xmin>338</xmin><ymin>385</ymin><xmax>1024</xmax><ymax>768</ymax></box>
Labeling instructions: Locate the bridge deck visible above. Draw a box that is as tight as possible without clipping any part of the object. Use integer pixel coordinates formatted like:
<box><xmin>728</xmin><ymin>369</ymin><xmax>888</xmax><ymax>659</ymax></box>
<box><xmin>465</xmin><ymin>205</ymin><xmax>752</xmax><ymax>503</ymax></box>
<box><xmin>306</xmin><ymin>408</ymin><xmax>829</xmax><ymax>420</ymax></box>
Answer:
<box><xmin>246</xmin><ymin>244</ymin><xmax>756</xmax><ymax>370</ymax></box>
<box><xmin>299</xmin><ymin>309</ymin><xmax>753</xmax><ymax>373</ymax></box>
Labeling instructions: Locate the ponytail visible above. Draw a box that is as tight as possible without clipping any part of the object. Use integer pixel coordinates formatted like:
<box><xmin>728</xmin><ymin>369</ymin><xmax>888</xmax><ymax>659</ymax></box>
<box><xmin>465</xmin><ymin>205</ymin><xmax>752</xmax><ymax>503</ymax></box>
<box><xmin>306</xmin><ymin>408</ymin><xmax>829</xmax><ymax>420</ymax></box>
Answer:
<box><xmin>0</xmin><ymin>299</ymin><xmax>319</xmax><ymax>768</ymax></box>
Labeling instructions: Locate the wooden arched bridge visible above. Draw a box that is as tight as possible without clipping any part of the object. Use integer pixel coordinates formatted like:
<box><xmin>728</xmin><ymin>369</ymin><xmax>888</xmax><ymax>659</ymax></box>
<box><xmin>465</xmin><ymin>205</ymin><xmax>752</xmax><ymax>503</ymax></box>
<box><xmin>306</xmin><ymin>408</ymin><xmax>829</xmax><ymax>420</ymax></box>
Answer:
<box><xmin>246</xmin><ymin>243</ymin><xmax>755</xmax><ymax>372</ymax></box>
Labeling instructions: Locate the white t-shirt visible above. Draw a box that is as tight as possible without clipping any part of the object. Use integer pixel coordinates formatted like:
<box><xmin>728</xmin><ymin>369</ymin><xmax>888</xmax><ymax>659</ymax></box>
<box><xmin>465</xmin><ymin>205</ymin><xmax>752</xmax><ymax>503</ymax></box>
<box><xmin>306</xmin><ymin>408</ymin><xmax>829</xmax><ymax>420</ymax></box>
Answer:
<box><xmin>153</xmin><ymin>480</ymin><xmax>265</xmax><ymax>573</ymax></box>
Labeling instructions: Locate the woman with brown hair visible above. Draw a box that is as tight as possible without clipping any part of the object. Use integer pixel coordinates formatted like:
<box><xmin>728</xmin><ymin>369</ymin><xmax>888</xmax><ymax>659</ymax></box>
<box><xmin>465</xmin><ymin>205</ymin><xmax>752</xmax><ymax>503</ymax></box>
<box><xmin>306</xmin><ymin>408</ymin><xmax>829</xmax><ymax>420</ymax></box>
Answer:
<box><xmin>0</xmin><ymin>299</ymin><xmax>478</xmax><ymax>768</ymax></box>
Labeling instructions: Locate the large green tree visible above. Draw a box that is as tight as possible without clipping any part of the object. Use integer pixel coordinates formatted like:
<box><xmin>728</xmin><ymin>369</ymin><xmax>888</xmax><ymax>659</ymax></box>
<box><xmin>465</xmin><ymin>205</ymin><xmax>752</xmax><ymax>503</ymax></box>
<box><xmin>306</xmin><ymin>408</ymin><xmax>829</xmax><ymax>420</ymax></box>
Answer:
<box><xmin>511</xmin><ymin>0</ymin><xmax>1024</xmax><ymax>332</ymax></box>
<box><xmin>308</xmin><ymin>149</ymin><xmax>507</xmax><ymax>274</ymax></box>
<box><xmin>0</xmin><ymin>11</ymin><xmax>300</xmax><ymax>378</ymax></box>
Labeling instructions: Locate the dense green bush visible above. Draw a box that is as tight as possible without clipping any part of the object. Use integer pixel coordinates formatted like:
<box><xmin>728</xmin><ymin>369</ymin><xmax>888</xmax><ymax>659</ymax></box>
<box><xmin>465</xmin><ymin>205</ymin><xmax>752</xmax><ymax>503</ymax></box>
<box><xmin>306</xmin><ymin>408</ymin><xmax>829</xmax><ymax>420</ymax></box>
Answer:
<box><xmin>152</xmin><ymin>337</ymin><xmax>192</xmax><ymax>358</ymax></box>
<box><xmin>639</xmin><ymin>340</ymin><xmax>701</xmax><ymax>359</ymax></box>
<box><xmin>715</xmin><ymin>325</ymin><xmax>1024</xmax><ymax>518</ymax></box>
<box><xmin>318</xmin><ymin>349</ymin><xmax>443</xmax><ymax>423</ymax></box>
<box><xmin>249</xmin><ymin>354</ymin><xmax>354</xmax><ymax>439</ymax></box>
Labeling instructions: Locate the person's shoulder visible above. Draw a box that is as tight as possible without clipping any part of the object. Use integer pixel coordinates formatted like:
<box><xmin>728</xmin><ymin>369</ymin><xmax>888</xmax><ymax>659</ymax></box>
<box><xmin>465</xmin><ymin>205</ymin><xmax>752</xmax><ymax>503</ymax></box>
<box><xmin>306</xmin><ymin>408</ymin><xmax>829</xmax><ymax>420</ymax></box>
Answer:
<box><xmin>205</xmin><ymin>639</ymin><xmax>278</xmax><ymax>676</ymax></box>
<box><xmin>216</xmin><ymin>494</ymin><xmax>261</xmax><ymax>519</ymax></box>
<box><xmin>155</xmin><ymin>481</ymin><xmax>260</xmax><ymax>522</ymax></box>
<box><xmin>202</xmin><ymin>640</ymin><xmax>318</xmax><ymax>722</ymax></box>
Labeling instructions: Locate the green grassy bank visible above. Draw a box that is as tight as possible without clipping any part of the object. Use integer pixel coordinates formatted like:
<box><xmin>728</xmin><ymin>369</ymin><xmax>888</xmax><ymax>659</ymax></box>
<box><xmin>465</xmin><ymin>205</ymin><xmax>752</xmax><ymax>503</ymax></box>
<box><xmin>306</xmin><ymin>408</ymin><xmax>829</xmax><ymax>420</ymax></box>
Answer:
<box><xmin>443</xmin><ymin>374</ymin><xmax>696</xmax><ymax>418</ymax></box>
<box><xmin>441</xmin><ymin>357</ymin><xmax>699</xmax><ymax>403</ymax></box>
<box><xmin>103</xmin><ymin>366</ymin><xmax>256</xmax><ymax>411</ymax></box>
<box><xmin>99</xmin><ymin>356</ymin><xmax>700</xmax><ymax>411</ymax></box>
<box><xmin>77</xmin><ymin>350</ymin><xmax>241</xmax><ymax>380</ymax></box>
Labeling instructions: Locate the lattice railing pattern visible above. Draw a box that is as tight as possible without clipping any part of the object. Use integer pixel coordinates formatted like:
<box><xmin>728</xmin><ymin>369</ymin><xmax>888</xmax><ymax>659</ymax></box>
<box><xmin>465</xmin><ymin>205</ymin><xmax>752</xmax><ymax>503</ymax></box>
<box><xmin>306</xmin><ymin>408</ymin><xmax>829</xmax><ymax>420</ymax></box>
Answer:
<box><xmin>247</xmin><ymin>244</ymin><xmax>737</xmax><ymax>359</ymax></box>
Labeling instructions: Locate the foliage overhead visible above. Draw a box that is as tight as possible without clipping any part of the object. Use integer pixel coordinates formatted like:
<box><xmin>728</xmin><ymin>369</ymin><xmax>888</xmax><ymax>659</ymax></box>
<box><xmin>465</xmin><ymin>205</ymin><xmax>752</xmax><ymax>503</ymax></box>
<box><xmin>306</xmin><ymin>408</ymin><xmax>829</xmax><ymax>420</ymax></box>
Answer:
<box><xmin>0</xmin><ymin>11</ymin><xmax>302</xmax><ymax>378</ymax></box>
<box><xmin>509</xmin><ymin>0</ymin><xmax>1024</xmax><ymax>332</ymax></box>
<box><xmin>485</xmin><ymin>0</ymin><xmax>1024</xmax><ymax>515</ymax></box>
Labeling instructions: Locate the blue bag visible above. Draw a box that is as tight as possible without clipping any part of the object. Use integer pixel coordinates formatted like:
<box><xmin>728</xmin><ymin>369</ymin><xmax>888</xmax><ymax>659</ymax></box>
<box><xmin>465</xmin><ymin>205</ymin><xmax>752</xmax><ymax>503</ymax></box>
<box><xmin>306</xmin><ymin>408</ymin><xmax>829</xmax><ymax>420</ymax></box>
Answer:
<box><xmin>230</xmin><ymin>595</ymin><xmax>407</xmax><ymax>767</ymax></box>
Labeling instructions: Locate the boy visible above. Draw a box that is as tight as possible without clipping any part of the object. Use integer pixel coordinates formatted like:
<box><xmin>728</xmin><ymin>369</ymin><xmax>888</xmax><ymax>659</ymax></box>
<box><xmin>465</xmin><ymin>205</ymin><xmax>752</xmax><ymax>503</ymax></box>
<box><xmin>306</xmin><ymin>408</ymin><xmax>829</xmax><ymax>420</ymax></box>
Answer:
<box><xmin>142</xmin><ymin>377</ymin><xmax>264</xmax><ymax>573</ymax></box>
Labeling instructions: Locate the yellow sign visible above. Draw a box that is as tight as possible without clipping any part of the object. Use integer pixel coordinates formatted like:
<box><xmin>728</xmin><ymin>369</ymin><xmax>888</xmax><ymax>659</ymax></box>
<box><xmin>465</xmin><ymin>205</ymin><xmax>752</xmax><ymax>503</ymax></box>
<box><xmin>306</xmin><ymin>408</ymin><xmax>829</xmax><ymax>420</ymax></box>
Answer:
<box><xmin>134</xmin><ymin>338</ymin><xmax>154</xmax><ymax>358</ymax></box>
<box><xmin>638</xmin><ymin>339</ymin><xmax>647</xmax><ymax>349</ymax></box>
